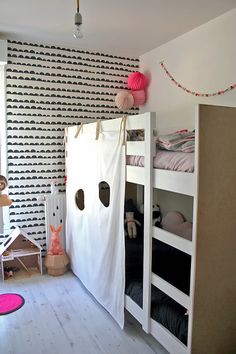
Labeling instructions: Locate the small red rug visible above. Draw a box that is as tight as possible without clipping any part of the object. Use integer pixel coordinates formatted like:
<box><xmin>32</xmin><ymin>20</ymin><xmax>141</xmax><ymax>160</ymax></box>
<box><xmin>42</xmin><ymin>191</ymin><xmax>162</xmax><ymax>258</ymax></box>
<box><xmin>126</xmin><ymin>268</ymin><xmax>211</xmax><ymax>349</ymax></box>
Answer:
<box><xmin>0</xmin><ymin>293</ymin><xmax>25</xmax><ymax>315</ymax></box>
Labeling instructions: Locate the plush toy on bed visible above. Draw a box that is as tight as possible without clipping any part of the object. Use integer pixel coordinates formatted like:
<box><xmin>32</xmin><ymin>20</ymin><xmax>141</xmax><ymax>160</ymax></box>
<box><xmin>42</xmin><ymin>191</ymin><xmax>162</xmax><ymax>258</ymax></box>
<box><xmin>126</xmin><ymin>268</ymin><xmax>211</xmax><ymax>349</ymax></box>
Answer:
<box><xmin>124</xmin><ymin>198</ymin><xmax>143</xmax><ymax>239</ymax></box>
<box><xmin>139</xmin><ymin>203</ymin><xmax>162</xmax><ymax>228</ymax></box>
<box><xmin>161</xmin><ymin>211</ymin><xmax>192</xmax><ymax>241</ymax></box>
<box><xmin>124</xmin><ymin>212</ymin><xmax>141</xmax><ymax>238</ymax></box>
<box><xmin>153</xmin><ymin>204</ymin><xmax>162</xmax><ymax>228</ymax></box>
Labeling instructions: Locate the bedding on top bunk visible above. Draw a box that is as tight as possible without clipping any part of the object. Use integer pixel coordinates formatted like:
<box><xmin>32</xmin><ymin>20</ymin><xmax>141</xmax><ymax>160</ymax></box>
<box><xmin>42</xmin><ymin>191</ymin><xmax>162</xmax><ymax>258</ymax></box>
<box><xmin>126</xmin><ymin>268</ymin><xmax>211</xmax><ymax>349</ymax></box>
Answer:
<box><xmin>127</xmin><ymin>129</ymin><xmax>195</xmax><ymax>172</ymax></box>
<box><xmin>158</xmin><ymin>130</ymin><xmax>194</xmax><ymax>153</ymax></box>
<box><xmin>127</xmin><ymin>150</ymin><xmax>194</xmax><ymax>172</ymax></box>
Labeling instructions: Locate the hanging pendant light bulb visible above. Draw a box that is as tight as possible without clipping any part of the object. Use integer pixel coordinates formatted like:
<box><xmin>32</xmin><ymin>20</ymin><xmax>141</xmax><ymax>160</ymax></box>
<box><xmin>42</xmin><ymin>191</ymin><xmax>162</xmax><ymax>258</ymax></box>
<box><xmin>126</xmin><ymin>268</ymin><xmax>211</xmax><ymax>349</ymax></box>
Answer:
<box><xmin>73</xmin><ymin>0</ymin><xmax>83</xmax><ymax>39</ymax></box>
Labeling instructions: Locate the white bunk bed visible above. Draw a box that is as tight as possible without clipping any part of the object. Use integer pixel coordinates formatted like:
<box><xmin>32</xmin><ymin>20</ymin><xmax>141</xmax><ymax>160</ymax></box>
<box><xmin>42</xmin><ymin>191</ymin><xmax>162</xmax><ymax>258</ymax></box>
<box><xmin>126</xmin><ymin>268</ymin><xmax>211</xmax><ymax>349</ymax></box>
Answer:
<box><xmin>65</xmin><ymin>105</ymin><xmax>236</xmax><ymax>354</ymax></box>
<box><xmin>124</xmin><ymin>111</ymin><xmax>195</xmax><ymax>354</ymax></box>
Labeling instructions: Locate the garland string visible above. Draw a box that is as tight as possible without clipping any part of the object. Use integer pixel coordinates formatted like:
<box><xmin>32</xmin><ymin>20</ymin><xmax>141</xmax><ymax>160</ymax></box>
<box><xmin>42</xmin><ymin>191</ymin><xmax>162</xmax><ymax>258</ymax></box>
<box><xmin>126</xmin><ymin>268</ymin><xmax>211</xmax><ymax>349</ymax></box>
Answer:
<box><xmin>160</xmin><ymin>61</ymin><xmax>236</xmax><ymax>97</ymax></box>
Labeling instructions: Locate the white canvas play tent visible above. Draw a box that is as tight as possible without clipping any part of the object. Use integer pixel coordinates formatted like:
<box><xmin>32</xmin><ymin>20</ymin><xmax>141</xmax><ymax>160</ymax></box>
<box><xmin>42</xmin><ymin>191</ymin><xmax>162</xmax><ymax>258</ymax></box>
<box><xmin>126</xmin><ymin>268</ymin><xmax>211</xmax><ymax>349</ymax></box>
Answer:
<box><xmin>66</xmin><ymin>119</ymin><xmax>127</xmax><ymax>327</ymax></box>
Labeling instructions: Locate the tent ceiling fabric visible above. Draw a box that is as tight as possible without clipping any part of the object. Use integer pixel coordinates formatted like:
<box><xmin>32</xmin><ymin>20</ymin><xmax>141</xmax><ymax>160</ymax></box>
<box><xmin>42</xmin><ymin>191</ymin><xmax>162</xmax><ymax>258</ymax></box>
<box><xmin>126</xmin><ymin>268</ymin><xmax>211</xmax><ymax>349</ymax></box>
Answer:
<box><xmin>0</xmin><ymin>0</ymin><xmax>235</xmax><ymax>56</ymax></box>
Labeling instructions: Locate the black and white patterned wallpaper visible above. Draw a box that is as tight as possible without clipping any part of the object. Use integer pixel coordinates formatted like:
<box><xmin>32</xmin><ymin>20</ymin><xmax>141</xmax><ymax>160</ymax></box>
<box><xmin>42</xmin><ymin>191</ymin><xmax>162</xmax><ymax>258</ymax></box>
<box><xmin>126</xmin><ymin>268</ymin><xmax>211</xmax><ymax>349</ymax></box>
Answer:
<box><xmin>3</xmin><ymin>40</ymin><xmax>139</xmax><ymax>250</ymax></box>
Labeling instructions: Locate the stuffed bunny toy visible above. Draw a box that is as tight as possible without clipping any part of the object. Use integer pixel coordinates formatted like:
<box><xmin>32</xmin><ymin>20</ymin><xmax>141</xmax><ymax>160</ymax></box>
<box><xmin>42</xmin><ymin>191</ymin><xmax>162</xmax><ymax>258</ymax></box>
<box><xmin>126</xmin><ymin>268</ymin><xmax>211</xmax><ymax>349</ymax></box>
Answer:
<box><xmin>48</xmin><ymin>224</ymin><xmax>64</xmax><ymax>255</ymax></box>
<box><xmin>124</xmin><ymin>212</ymin><xmax>141</xmax><ymax>238</ymax></box>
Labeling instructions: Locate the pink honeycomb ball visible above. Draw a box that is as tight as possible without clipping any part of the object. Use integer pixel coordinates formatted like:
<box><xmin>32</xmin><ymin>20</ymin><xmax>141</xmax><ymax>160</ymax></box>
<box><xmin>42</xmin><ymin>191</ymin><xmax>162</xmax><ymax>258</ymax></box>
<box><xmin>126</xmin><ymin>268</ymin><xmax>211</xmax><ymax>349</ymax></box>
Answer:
<box><xmin>131</xmin><ymin>90</ymin><xmax>146</xmax><ymax>107</ymax></box>
<box><xmin>127</xmin><ymin>72</ymin><xmax>148</xmax><ymax>91</ymax></box>
<box><xmin>115</xmin><ymin>90</ymin><xmax>134</xmax><ymax>110</ymax></box>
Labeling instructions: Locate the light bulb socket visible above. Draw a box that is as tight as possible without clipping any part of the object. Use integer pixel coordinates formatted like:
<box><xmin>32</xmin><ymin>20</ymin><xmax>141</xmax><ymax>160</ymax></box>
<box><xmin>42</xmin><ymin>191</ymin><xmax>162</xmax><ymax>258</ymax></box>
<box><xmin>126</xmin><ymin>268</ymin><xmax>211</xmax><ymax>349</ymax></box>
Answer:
<box><xmin>75</xmin><ymin>12</ymin><xmax>82</xmax><ymax>26</ymax></box>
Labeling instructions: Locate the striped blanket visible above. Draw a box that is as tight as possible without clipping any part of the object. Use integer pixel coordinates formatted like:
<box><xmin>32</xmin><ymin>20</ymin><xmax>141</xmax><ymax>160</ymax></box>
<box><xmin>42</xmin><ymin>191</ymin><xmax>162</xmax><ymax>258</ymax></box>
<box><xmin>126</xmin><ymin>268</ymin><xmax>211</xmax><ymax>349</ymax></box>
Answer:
<box><xmin>157</xmin><ymin>130</ymin><xmax>195</xmax><ymax>153</ymax></box>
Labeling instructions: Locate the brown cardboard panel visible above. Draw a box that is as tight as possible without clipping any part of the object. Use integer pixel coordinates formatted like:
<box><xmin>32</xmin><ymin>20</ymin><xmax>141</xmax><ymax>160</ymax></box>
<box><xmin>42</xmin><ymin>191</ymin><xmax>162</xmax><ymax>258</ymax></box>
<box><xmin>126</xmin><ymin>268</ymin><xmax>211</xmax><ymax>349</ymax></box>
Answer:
<box><xmin>191</xmin><ymin>105</ymin><xmax>236</xmax><ymax>354</ymax></box>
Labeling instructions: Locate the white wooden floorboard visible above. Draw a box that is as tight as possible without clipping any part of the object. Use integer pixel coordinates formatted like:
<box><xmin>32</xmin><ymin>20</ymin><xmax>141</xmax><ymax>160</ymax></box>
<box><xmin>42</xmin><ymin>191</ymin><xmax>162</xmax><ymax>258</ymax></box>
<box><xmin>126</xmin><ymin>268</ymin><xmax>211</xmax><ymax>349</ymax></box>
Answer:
<box><xmin>0</xmin><ymin>272</ymin><xmax>168</xmax><ymax>354</ymax></box>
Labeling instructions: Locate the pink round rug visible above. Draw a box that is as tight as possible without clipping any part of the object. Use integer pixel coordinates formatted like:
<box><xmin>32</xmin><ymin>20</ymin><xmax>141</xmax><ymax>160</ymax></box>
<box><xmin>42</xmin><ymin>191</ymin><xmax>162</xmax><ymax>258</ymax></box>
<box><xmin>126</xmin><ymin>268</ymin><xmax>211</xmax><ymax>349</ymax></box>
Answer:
<box><xmin>0</xmin><ymin>293</ymin><xmax>25</xmax><ymax>315</ymax></box>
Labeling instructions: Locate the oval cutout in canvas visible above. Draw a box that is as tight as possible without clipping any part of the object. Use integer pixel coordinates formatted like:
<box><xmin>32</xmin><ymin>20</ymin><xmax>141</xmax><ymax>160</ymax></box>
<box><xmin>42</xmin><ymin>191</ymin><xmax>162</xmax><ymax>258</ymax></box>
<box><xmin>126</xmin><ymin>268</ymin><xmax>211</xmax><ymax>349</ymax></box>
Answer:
<box><xmin>99</xmin><ymin>181</ymin><xmax>110</xmax><ymax>207</ymax></box>
<box><xmin>75</xmin><ymin>189</ymin><xmax>85</xmax><ymax>210</ymax></box>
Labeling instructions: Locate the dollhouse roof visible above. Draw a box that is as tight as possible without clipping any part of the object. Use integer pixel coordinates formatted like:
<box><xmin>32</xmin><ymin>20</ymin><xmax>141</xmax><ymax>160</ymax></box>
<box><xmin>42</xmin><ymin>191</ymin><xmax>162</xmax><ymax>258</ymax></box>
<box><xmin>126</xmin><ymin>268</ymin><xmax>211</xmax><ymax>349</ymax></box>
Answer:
<box><xmin>0</xmin><ymin>226</ymin><xmax>42</xmax><ymax>255</ymax></box>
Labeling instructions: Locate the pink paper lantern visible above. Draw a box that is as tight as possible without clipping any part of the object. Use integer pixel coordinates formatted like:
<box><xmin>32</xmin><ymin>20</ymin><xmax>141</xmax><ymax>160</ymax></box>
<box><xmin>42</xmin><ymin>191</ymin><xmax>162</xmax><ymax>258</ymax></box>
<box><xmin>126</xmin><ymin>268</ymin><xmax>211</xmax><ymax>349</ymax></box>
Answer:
<box><xmin>115</xmin><ymin>90</ymin><xmax>134</xmax><ymax>110</ymax></box>
<box><xmin>131</xmin><ymin>90</ymin><xmax>146</xmax><ymax>107</ymax></box>
<box><xmin>127</xmin><ymin>72</ymin><xmax>148</xmax><ymax>91</ymax></box>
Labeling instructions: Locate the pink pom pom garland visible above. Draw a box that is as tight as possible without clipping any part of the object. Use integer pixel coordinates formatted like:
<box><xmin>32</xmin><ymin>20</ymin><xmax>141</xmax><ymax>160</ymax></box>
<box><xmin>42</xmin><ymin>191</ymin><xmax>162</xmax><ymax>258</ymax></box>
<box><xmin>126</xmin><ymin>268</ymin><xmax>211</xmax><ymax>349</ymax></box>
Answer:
<box><xmin>131</xmin><ymin>90</ymin><xmax>146</xmax><ymax>107</ymax></box>
<box><xmin>127</xmin><ymin>72</ymin><xmax>148</xmax><ymax>91</ymax></box>
<box><xmin>115</xmin><ymin>90</ymin><xmax>134</xmax><ymax>110</ymax></box>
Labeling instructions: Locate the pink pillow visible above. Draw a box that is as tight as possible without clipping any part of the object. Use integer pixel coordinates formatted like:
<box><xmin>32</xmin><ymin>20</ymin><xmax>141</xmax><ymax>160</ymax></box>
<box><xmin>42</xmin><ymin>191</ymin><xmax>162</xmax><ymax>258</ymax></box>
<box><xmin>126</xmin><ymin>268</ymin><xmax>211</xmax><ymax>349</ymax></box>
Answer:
<box><xmin>162</xmin><ymin>211</ymin><xmax>192</xmax><ymax>241</ymax></box>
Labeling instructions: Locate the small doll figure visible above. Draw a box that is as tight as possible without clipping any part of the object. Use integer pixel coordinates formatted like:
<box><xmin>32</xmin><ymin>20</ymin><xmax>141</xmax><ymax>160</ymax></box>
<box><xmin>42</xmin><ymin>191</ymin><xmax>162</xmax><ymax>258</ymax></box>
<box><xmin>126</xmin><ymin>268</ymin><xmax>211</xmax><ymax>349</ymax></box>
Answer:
<box><xmin>124</xmin><ymin>212</ymin><xmax>141</xmax><ymax>239</ymax></box>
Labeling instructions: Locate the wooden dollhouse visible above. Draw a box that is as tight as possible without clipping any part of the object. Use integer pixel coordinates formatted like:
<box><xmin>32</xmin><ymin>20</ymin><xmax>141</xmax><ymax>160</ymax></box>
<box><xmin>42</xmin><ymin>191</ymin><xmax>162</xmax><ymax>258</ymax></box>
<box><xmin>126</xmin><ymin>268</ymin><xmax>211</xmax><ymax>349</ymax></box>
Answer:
<box><xmin>0</xmin><ymin>227</ymin><xmax>42</xmax><ymax>281</ymax></box>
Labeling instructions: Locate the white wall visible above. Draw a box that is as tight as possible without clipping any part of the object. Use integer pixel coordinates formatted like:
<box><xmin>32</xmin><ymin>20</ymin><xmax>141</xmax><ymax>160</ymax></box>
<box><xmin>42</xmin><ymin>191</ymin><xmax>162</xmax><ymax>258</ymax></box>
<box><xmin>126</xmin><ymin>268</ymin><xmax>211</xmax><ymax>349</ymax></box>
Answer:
<box><xmin>140</xmin><ymin>8</ymin><xmax>236</xmax><ymax>134</ymax></box>
<box><xmin>140</xmin><ymin>8</ymin><xmax>236</xmax><ymax>222</ymax></box>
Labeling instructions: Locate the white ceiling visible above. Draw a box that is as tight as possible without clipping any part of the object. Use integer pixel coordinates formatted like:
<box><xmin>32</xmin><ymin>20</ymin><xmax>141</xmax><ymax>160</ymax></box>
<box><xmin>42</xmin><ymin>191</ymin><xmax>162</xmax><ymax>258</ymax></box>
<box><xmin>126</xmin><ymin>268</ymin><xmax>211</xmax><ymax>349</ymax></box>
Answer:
<box><xmin>0</xmin><ymin>0</ymin><xmax>235</xmax><ymax>57</ymax></box>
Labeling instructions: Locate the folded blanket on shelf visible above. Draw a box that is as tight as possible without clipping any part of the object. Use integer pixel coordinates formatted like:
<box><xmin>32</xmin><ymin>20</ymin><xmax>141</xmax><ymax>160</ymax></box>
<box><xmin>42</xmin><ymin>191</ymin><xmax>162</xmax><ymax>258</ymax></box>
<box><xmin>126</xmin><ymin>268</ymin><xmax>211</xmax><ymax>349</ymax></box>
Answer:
<box><xmin>157</xmin><ymin>130</ymin><xmax>195</xmax><ymax>153</ymax></box>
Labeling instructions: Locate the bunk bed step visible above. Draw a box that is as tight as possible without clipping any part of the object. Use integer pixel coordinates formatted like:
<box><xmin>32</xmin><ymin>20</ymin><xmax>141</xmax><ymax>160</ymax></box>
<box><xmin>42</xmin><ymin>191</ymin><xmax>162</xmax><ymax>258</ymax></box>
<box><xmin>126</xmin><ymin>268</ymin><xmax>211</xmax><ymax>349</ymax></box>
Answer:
<box><xmin>126</xmin><ymin>112</ymin><xmax>156</xmax><ymax>130</ymax></box>
<box><xmin>150</xmin><ymin>319</ymin><xmax>189</xmax><ymax>354</ymax></box>
<box><xmin>124</xmin><ymin>295</ymin><xmax>143</xmax><ymax>324</ymax></box>
<box><xmin>127</xmin><ymin>165</ymin><xmax>145</xmax><ymax>185</ymax></box>
<box><xmin>153</xmin><ymin>169</ymin><xmax>195</xmax><ymax>196</ymax></box>
<box><xmin>126</xmin><ymin>141</ymin><xmax>145</xmax><ymax>156</ymax></box>
<box><xmin>153</xmin><ymin>227</ymin><xmax>192</xmax><ymax>255</ymax></box>
<box><xmin>151</xmin><ymin>273</ymin><xmax>190</xmax><ymax>310</ymax></box>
